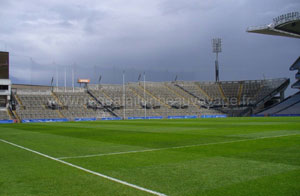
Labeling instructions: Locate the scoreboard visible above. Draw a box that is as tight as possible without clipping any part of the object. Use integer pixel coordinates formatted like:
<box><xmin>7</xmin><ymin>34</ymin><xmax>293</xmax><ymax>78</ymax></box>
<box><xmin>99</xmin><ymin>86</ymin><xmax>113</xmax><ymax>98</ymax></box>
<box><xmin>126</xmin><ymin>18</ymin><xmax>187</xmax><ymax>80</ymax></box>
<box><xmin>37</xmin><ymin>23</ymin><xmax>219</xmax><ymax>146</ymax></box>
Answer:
<box><xmin>0</xmin><ymin>52</ymin><xmax>9</xmax><ymax>79</ymax></box>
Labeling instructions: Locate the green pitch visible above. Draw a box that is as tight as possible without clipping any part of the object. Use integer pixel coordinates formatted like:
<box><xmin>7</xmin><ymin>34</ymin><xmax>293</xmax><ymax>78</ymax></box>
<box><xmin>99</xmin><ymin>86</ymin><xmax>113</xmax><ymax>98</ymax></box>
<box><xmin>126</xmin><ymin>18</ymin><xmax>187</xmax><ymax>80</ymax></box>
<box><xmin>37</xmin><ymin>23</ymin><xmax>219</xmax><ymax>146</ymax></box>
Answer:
<box><xmin>0</xmin><ymin>117</ymin><xmax>300</xmax><ymax>196</ymax></box>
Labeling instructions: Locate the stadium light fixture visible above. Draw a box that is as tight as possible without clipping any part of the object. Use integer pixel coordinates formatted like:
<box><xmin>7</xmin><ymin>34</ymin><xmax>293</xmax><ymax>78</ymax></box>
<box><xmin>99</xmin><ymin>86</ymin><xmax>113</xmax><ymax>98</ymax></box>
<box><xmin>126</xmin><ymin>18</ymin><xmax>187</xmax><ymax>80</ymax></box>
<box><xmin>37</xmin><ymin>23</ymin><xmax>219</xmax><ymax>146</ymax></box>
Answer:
<box><xmin>123</xmin><ymin>71</ymin><xmax>126</xmax><ymax>120</ymax></box>
<box><xmin>212</xmin><ymin>38</ymin><xmax>222</xmax><ymax>82</ymax></box>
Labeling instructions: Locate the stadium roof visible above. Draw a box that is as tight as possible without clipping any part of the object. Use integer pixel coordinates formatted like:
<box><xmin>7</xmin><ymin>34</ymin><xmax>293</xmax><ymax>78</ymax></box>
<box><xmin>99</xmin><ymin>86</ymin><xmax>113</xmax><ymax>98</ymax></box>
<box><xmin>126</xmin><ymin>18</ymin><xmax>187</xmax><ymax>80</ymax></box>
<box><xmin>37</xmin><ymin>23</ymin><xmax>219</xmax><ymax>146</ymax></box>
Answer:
<box><xmin>247</xmin><ymin>12</ymin><xmax>300</xmax><ymax>39</ymax></box>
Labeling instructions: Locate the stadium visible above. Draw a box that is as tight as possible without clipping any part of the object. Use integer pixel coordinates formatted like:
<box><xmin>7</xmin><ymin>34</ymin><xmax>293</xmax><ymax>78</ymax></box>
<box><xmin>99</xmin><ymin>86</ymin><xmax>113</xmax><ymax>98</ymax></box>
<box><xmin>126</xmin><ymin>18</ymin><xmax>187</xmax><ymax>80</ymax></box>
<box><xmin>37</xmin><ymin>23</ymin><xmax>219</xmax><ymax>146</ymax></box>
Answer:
<box><xmin>0</xmin><ymin>10</ymin><xmax>300</xmax><ymax>196</ymax></box>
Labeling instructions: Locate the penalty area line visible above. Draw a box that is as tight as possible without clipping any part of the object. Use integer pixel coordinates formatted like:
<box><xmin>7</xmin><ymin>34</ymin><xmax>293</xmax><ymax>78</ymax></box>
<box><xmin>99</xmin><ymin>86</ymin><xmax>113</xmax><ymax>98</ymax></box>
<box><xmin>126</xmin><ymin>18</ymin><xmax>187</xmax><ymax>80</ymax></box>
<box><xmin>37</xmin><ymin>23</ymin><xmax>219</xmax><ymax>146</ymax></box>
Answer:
<box><xmin>0</xmin><ymin>139</ymin><xmax>167</xmax><ymax>196</ymax></box>
<box><xmin>57</xmin><ymin>133</ymin><xmax>300</xmax><ymax>160</ymax></box>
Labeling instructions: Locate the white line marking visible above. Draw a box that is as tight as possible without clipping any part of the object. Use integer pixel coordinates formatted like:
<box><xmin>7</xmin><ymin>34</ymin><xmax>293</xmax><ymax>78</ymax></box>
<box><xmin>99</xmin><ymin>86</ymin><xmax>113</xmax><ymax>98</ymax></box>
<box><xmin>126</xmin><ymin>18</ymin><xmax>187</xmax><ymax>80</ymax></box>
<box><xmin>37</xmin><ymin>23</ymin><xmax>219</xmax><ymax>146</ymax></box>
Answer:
<box><xmin>0</xmin><ymin>139</ymin><xmax>167</xmax><ymax>196</ymax></box>
<box><xmin>57</xmin><ymin>133</ymin><xmax>300</xmax><ymax>160</ymax></box>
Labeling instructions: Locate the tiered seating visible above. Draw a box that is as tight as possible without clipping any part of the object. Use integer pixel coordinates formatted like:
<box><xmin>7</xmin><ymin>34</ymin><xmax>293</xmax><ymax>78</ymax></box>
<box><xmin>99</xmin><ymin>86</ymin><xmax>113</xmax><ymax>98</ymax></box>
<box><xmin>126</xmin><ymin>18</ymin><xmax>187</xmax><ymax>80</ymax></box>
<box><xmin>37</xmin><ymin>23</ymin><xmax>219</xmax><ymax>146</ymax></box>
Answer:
<box><xmin>55</xmin><ymin>91</ymin><xmax>112</xmax><ymax>118</ymax></box>
<box><xmin>16</xmin><ymin>93</ymin><xmax>61</xmax><ymax>119</ymax></box>
<box><xmin>255</xmin><ymin>79</ymin><xmax>287</xmax><ymax>101</ymax></box>
<box><xmin>95</xmin><ymin>85</ymin><xmax>147</xmax><ymax>117</ymax></box>
<box><xmin>220</xmin><ymin>81</ymin><xmax>240</xmax><ymax>101</ymax></box>
<box><xmin>165</xmin><ymin>82</ymin><xmax>220</xmax><ymax>115</ymax></box>
<box><xmin>173</xmin><ymin>81</ymin><xmax>208</xmax><ymax>101</ymax></box>
<box><xmin>197</xmin><ymin>82</ymin><xmax>225</xmax><ymax>104</ymax></box>
<box><xmin>11</xmin><ymin>78</ymin><xmax>287</xmax><ymax>119</ymax></box>
<box><xmin>132</xmin><ymin>82</ymin><xmax>210</xmax><ymax>117</ymax></box>
<box><xmin>176</xmin><ymin>81</ymin><xmax>226</xmax><ymax>106</ymax></box>
<box><xmin>176</xmin><ymin>79</ymin><xmax>288</xmax><ymax>109</ymax></box>
<box><xmin>239</xmin><ymin>80</ymin><xmax>262</xmax><ymax>105</ymax></box>
<box><xmin>0</xmin><ymin>110</ymin><xmax>10</xmax><ymax>120</ymax></box>
<box><xmin>128</xmin><ymin>83</ymin><xmax>171</xmax><ymax>117</ymax></box>
<box><xmin>258</xmin><ymin>92</ymin><xmax>300</xmax><ymax>115</ymax></box>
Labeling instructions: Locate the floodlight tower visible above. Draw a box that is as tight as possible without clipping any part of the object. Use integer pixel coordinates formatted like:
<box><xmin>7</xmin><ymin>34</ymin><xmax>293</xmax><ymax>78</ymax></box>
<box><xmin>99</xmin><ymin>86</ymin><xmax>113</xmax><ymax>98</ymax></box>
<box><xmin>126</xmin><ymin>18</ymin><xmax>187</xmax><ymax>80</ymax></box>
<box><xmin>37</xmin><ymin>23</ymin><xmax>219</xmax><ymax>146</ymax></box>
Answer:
<box><xmin>212</xmin><ymin>38</ymin><xmax>222</xmax><ymax>82</ymax></box>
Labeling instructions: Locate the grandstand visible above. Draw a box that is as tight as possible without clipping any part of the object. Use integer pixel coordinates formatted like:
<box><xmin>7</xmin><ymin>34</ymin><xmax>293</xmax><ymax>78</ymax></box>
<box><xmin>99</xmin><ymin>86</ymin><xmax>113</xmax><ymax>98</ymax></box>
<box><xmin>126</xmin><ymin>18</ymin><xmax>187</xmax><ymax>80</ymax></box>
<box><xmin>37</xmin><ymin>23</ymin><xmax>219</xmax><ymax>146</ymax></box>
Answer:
<box><xmin>0</xmin><ymin>78</ymin><xmax>287</xmax><ymax>122</ymax></box>
<box><xmin>258</xmin><ymin>92</ymin><xmax>300</xmax><ymax>115</ymax></box>
<box><xmin>0</xmin><ymin>109</ymin><xmax>10</xmax><ymax>120</ymax></box>
<box><xmin>258</xmin><ymin>58</ymin><xmax>300</xmax><ymax>116</ymax></box>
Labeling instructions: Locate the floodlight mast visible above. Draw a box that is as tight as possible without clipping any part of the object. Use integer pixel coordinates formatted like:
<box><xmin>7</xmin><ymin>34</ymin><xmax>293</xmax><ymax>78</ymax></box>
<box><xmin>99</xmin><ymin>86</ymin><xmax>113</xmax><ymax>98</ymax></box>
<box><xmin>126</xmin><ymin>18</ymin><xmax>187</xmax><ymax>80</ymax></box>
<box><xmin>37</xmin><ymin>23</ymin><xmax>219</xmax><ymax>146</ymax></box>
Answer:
<box><xmin>212</xmin><ymin>38</ymin><xmax>222</xmax><ymax>82</ymax></box>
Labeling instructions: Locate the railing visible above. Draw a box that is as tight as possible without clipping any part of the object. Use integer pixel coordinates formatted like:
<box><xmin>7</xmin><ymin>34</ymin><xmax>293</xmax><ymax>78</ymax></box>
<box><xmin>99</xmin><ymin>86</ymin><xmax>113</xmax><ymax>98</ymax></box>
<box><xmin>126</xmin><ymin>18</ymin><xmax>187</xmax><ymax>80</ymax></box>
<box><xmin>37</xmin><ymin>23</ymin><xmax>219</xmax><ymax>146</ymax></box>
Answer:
<box><xmin>53</xmin><ymin>87</ymin><xmax>85</xmax><ymax>93</ymax></box>
<box><xmin>87</xmin><ymin>90</ymin><xmax>119</xmax><ymax>118</ymax></box>
<box><xmin>273</xmin><ymin>12</ymin><xmax>300</xmax><ymax>26</ymax></box>
<box><xmin>17</xmin><ymin>91</ymin><xmax>52</xmax><ymax>95</ymax></box>
<box><xmin>247</xmin><ymin>25</ymin><xmax>271</xmax><ymax>32</ymax></box>
<box><xmin>248</xmin><ymin>12</ymin><xmax>300</xmax><ymax>32</ymax></box>
<box><xmin>255</xmin><ymin>79</ymin><xmax>290</xmax><ymax>108</ymax></box>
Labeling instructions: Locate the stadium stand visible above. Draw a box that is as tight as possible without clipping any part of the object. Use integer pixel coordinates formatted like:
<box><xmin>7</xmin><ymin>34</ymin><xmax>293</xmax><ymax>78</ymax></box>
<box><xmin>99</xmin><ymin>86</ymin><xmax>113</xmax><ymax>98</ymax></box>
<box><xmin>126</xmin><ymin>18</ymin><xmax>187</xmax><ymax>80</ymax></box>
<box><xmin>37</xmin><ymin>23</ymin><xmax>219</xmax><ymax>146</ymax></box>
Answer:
<box><xmin>176</xmin><ymin>79</ymin><xmax>288</xmax><ymax>107</ymax></box>
<box><xmin>54</xmin><ymin>90</ymin><xmax>113</xmax><ymax>119</ymax></box>
<box><xmin>220</xmin><ymin>81</ymin><xmax>240</xmax><ymax>103</ymax></box>
<box><xmin>258</xmin><ymin>92</ymin><xmax>300</xmax><ymax>115</ymax></box>
<box><xmin>2</xmin><ymin>78</ymin><xmax>287</xmax><ymax>121</ymax></box>
<box><xmin>290</xmin><ymin>56</ymin><xmax>300</xmax><ymax>89</ymax></box>
<box><xmin>16</xmin><ymin>92</ymin><xmax>62</xmax><ymax>119</ymax></box>
<box><xmin>89</xmin><ymin>84</ymin><xmax>147</xmax><ymax>117</ymax></box>
<box><xmin>0</xmin><ymin>109</ymin><xmax>10</xmax><ymax>120</ymax></box>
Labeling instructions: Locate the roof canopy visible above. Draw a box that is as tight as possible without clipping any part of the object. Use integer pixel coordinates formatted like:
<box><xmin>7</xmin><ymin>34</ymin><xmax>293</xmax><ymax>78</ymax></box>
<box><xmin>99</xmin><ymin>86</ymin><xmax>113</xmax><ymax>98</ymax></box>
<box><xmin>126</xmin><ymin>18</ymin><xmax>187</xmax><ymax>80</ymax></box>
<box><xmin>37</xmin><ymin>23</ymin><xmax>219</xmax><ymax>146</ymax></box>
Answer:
<box><xmin>247</xmin><ymin>12</ymin><xmax>300</xmax><ymax>39</ymax></box>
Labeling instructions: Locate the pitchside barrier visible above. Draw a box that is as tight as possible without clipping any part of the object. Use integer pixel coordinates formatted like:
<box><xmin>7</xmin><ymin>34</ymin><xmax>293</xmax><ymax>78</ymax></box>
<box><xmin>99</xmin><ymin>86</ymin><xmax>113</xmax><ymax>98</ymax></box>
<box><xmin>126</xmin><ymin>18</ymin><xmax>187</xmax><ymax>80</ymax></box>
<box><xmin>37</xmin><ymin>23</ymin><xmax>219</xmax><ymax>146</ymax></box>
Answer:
<box><xmin>128</xmin><ymin>116</ymin><xmax>163</xmax><ymax>120</ymax></box>
<box><xmin>201</xmin><ymin>115</ymin><xmax>227</xmax><ymax>118</ymax></box>
<box><xmin>101</xmin><ymin>117</ymin><xmax>122</xmax><ymax>121</ymax></box>
<box><xmin>74</xmin><ymin>118</ymin><xmax>97</xmax><ymax>122</ymax></box>
<box><xmin>167</xmin><ymin>115</ymin><xmax>198</xmax><ymax>119</ymax></box>
<box><xmin>12</xmin><ymin>115</ymin><xmax>234</xmax><ymax>124</ymax></box>
<box><xmin>0</xmin><ymin>120</ymin><xmax>14</xmax><ymax>124</ymax></box>
<box><xmin>252</xmin><ymin>114</ymin><xmax>300</xmax><ymax>117</ymax></box>
<box><xmin>251</xmin><ymin>114</ymin><xmax>265</xmax><ymax>117</ymax></box>
<box><xmin>21</xmin><ymin>118</ymin><xmax>69</xmax><ymax>123</ymax></box>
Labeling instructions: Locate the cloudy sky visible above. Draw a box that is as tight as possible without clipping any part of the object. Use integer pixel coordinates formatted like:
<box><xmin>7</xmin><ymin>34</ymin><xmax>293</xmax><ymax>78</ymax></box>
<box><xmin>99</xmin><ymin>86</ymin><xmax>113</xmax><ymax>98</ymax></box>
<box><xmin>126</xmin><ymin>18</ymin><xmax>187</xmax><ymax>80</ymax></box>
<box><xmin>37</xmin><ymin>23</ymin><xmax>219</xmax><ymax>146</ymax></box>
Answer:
<box><xmin>0</xmin><ymin>0</ymin><xmax>299</xmax><ymax>93</ymax></box>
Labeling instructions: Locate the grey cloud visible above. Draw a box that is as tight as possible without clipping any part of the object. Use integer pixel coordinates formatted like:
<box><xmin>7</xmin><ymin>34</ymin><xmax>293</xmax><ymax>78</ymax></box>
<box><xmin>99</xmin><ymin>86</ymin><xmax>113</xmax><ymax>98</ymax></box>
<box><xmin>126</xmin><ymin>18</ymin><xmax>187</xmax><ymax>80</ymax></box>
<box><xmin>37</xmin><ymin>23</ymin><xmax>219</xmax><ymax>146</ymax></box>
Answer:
<box><xmin>159</xmin><ymin>0</ymin><xmax>218</xmax><ymax>15</ymax></box>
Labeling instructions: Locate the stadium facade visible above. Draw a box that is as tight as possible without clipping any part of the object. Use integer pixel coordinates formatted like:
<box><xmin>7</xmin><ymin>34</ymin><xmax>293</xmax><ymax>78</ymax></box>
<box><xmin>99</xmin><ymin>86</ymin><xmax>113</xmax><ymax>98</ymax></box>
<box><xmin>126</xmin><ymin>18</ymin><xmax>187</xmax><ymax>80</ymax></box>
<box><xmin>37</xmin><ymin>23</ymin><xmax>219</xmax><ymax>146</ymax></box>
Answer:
<box><xmin>1</xmin><ymin>12</ymin><xmax>299</xmax><ymax>123</ymax></box>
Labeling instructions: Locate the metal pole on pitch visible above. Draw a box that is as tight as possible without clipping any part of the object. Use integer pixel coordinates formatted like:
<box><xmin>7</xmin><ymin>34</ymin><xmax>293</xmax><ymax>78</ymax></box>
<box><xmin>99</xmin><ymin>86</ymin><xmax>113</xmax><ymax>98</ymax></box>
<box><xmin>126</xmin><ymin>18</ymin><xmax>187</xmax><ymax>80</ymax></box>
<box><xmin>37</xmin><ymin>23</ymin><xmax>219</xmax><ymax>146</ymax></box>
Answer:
<box><xmin>64</xmin><ymin>66</ymin><xmax>67</xmax><ymax>92</ymax></box>
<box><xmin>72</xmin><ymin>65</ymin><xmax>75</xmax><ymax>92</ymax></box>
<box><xmin>123</xmin><ymin>71</ymin><xmax>126</xmax><ymax>120</ymax></box>
<box><xmin>30</xmin><ymin>57</ymin><xmax>34</xmax><ymax>85</ymax></box>
<box><xmin>55</xmin><ymin>63</ymin><xmax>58</xmax><ymax>92</ymax></box>
<box><xmin>98</xmin><ymin>75</ymin><xmax>102</xmax><ymax>91</ymax></box>
<box><xmin>144</xmin><ymin>72</ymin><xmax>146</xmax><ymax>119</ymax></box>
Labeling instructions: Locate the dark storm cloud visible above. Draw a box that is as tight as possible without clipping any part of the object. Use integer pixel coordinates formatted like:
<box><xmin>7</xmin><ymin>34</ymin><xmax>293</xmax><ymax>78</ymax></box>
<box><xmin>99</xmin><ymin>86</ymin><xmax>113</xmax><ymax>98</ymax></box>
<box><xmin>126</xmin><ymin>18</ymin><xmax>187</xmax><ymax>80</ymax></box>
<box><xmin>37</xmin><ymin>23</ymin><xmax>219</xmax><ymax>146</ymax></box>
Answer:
<box><xmin>0</xmin><ymin>0</ymin><xmax>300</xmax><ymax>94</ymax></box>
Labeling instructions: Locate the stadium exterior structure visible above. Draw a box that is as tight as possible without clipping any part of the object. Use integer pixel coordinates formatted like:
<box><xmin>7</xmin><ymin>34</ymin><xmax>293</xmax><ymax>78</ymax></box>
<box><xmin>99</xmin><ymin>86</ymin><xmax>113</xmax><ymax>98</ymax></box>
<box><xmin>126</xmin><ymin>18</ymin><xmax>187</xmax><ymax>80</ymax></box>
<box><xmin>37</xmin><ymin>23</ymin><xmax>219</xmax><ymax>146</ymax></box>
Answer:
<box><xmin>0</xmin><ymin>78</ymin><xmax>289</xmax><ymax>122</ymax></box>
<box><xmin>247</xmin><ymin>12</ymin><xmax>300</xmax><ymax>116</ymax></box>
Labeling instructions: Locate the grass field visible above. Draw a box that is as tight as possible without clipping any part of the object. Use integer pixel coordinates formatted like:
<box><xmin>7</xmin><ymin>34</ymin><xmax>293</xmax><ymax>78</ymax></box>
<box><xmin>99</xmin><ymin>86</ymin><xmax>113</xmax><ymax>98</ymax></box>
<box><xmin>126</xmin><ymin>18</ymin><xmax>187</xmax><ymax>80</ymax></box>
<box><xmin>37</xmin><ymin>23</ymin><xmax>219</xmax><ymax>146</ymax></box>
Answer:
<box><xmin>0</xmin><ymin>117</ymin><xmax>300</xmax><ymax>196</ymax></box>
